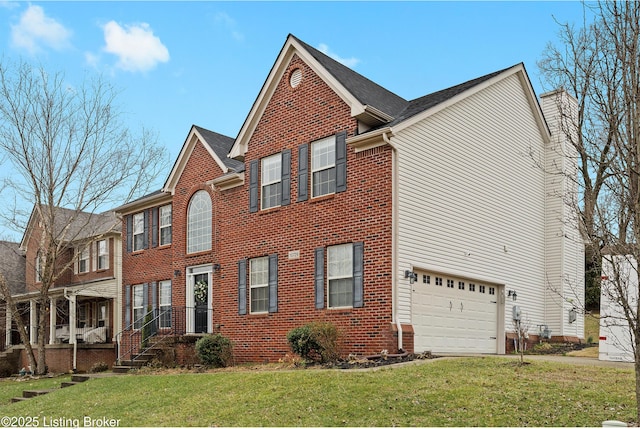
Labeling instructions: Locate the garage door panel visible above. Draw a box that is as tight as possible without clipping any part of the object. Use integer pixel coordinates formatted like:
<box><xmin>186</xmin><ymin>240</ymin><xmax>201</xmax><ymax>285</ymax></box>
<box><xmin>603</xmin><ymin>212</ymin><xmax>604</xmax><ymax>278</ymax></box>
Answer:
<box><xmin>412</xmin><ymin>271</ymin><xmax>499</xmax><ymax>354</ymax></box>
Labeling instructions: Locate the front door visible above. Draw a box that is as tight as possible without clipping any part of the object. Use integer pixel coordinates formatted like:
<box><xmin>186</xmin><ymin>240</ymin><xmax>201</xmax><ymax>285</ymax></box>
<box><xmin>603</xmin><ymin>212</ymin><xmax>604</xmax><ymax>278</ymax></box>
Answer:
<box><xmin>193</xmin><ymin>273</ymin><xmax>209</xmax><ymax>334</ymax></box>
<box><xmin>186</xmin><ymin>265</ymin><xmax>212</xmax><ymax>334</ymax></box>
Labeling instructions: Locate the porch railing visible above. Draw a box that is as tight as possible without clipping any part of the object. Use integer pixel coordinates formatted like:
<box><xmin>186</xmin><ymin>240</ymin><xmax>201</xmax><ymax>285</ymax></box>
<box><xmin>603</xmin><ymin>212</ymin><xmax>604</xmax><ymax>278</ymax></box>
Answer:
<box><xmin>115</xmin><ymin>306</ymin><xmax>211</xmax><ymax>365</ymax></box>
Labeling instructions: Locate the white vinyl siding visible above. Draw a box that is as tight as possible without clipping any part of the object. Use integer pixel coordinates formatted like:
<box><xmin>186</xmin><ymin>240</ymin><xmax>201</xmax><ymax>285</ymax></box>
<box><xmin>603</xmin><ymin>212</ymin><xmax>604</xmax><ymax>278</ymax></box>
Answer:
<box><xmin>395</xmin><ymin>74</ymin><xmax>549</xmax><ymax>349</ymax></box>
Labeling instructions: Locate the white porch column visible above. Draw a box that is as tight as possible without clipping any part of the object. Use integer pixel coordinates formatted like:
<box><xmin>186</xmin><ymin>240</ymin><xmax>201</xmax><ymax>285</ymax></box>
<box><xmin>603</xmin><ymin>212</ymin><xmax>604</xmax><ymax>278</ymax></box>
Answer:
<box><xmin>29</xmin><ymin>299</ymin><xmax>37</xmax><ymax>344</ymax></box>
<box><xmin>49</xmin><ymin>298</ymin><xmax>57</xmax><ymax>345</ymax></box>
<box><xmin>69</xmin><ymin>294</ymin><xmax>77</xmax><ymax>345</ymax></box>
<box><xmin>5</xmin><ymin>305</ymin><xmax>11</xmax><ymax>347</ymax></box>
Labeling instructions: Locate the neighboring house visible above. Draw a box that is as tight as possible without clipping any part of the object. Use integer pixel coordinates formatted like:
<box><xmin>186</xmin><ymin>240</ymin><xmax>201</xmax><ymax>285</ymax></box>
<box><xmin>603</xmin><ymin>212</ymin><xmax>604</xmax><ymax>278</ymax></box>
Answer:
<box><xmin>115</xmin><ymin>34</ymin><xmax>584</xmax><ymax>364</ymax></box>
<box><xmin>2</xmin><ymin>207</ymin><xmax>122</xmax><ymax>372</ymax></box>
<box><xmin>599</xmin><ymin>255</ymin><xmax>636</xmax><ymax>363</ymax></box>
<box><xmin>0</xmin><ymin>241</ymin><xmax>26</xmax><ymax>351</ymax></box>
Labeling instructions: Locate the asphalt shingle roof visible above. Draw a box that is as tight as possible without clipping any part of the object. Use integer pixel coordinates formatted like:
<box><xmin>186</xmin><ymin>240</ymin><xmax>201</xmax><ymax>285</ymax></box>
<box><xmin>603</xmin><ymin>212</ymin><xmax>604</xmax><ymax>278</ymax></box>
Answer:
<box><xmin>194</xmin><ymin>125</ymin><xmax>244</xmax><ymax>172</ymax></box>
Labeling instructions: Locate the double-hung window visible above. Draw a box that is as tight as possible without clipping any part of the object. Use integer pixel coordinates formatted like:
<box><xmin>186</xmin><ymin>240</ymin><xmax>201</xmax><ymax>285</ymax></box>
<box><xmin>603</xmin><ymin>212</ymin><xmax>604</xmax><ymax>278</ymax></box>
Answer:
<box><xmin>133</xmin><ymin>212</ymin><xmax>145</xmax><ymax>252</ymax></box>
<box><xmin>249</xmin><ymin>256</ymin><xmax>269</xmax><ymax>313</ymax></box>
<box><xmin>159</xmin><ymin>205</ymin><xmax>172</xmax><ymax>246</ymax></box>
<box><xmin>133</xmin><ymin>285</ymin><xmax>144</xmax><ymax>329</ymax></box>
<box><xmin>78</xmin><ymin>247</ymin><xmax>89</xmax><ymax>273</ymax></box>
<box><xmin>96</xmin><ymin>239</ymin><xmax>108</xmax><ymax>270</ymax></box>
<box><xmin>328</xmin><ymin>243</ymin><xmax>354</xmax><ymax>308</ymax></box>
<box><xmin>314</xmin><ymin>242</ymin><xmax>363</xmax><ymax>309</ymax></box>
<box><xmin>35</xmin><ymin>252</ymin><xmax>43</xmax><ymax>283</ymax></box>
<box><xmin>261</xmin><ymin>154</ymin><xmax>282</xmax><ymax>209</ymax></box>
<box><xmin>159</xmin><ymin>280</ymin><xmax>172</xmax><ymax>328</ymax></box>
<box><xmin>311</xmin><ymin>136</ymin><xmax>336</xmax><ymax>197</ymax></box>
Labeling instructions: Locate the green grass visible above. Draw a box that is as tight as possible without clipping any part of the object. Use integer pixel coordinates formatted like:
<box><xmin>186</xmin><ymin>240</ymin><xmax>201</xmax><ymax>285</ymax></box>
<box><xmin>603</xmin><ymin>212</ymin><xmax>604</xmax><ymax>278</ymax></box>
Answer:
<box><xmin>0</xmin><ymin>375</ymin><xmax>71</xmax><ymax>405</ymax></box>
<box><xmin>585</xmin><ymin>312</ymin><xmax>600</xmax><ymax>344</ymax></box>
<box><xmin>2</xmin><ymin>357</ymin><xmax>636</xmax><ymax>426</ymax></box>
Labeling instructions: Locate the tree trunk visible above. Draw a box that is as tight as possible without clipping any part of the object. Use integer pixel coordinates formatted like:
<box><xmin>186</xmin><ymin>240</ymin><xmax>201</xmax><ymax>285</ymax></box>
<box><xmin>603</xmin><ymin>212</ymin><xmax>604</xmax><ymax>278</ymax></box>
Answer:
<box><xmin>36</xmin><ymin>294</ymin><xmax>48</xmax><ymax>375</ymax></box>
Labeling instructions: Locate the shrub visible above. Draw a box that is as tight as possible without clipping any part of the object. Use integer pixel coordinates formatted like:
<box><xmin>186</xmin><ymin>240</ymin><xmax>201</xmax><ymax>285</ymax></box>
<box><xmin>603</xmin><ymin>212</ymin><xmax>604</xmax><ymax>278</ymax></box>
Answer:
<box><xmin>89</xmin><ymin>361</ymin><xmax>109</xmax><ymax>373</ymax></box>
<box><xmin>287</xmin><ymin>321</ymin><xmax>340</xmax><ymax>363</ymax></box>
<box><xmin>195</xmin><ymin>334</ymin><xmax>233</xmax><ymax>368</ymax></box>
<box><xmin>0</xmin><ymin>359</ymin><xmax>15</xmax><ymax>378</ymax></box>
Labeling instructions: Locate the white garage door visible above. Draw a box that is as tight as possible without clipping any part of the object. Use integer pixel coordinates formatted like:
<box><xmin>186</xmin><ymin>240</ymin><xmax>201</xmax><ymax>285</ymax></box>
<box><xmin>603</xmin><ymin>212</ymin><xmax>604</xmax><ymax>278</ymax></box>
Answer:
<box><xmin>412</xmin><ymin>272</ymin><xmax>499</xmax><ymax>354</ymax></box>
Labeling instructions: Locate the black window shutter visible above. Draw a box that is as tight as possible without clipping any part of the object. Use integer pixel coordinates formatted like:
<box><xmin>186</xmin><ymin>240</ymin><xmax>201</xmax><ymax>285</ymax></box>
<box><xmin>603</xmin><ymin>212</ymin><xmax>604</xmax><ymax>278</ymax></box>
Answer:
<box><xmin>249</xmin><ymin>160</ymin><xmax>259</xmax><ymax>213</ymax></box>
<box><xmin>297</xmin><ymin>144</ymin><xmax>309</xmax><ymax>202</ymax></box>
<box><xmin>143</xmin><ymin>211</ymin><xmax>149</xmax><ymax>249</ymax></box>
<box><xmin>150</xmin><ymin>281</ymin><xmax>158</xmax><ymax>336</ymax></box>
<box><xmin>151</xmin><ymin>281</ymin><xmax>158</xmax><ymax>313</ymax></box>
<box><xmin>238</xmin><ymin>259</ymin><xmax>247</xmax><ymax>315</ymax></box>
<box><xmin>281</xmin><ymin>150</ymin><xmax>291</xmax><ymax>206</ymax></box>
<box><xmin>335</xmin><ymin>131</ymin><xmax>347</xmax><ymax>193</ymax></box>
<box><xmin>126</xmin><ymin>215</ymin><xmax>132</xmax><ymax>253</ymax></box>
<box><xmin>124</xmin><ymin>285</ymin><xmax>131</xmax><ymax>327</ymax></box>
<box><xmin>353</xmin><ymin>242</ymin><xmax>364</xmax><ymax>308</ymax></box>
<box><xmin>314</xmin><ymin>247</ymin><xmax>325</xmax><ymax>309</ymax></box>
<box><xmin>268</xmin><ymin>254</ymin><xmax>278</xmax><ymax>313</ymax></box>
<box><xmin>143</xmin><ymin>283</ymin><xmax>149</xmax><ymax>313</ymax></box>
<box><xmin>151</xmin><ymin>207</ymin><xmax>159</xmax><ymax>248</ymax></box>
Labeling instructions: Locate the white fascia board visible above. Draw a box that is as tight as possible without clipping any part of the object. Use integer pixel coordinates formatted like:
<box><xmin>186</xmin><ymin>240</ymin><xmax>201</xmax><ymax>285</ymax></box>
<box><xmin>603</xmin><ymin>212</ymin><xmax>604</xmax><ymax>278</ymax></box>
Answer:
<box><xmin>228</xmin><ymin>36</ymin><xmax>364</xmax><ymax>160</ymax></box>
<box><xmin>114</xmin><ymin>192</ymin><xmax>172</xmax><ymax>216</ymax></box>
<box><xmin>164</xmin><ymin>127</ymin><xmax>229</xmax><ymax>194</ymax></box>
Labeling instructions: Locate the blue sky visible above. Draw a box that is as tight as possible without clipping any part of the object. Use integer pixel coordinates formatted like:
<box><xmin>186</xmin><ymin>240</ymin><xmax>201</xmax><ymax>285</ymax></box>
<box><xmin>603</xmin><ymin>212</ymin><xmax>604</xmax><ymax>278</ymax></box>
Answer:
<box><xmin>0</xmin><ymin>1</ymin><xmax>592</xmax><ymax>240</ymax></box>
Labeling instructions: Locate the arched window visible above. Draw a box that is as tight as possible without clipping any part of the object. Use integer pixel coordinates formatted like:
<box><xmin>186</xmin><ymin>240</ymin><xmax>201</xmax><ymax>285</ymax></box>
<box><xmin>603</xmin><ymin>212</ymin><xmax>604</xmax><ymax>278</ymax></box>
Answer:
<box><xmin>187</xmin><ymin>190</ymin><xmax>212</xmax><ymax>254</ymax></box>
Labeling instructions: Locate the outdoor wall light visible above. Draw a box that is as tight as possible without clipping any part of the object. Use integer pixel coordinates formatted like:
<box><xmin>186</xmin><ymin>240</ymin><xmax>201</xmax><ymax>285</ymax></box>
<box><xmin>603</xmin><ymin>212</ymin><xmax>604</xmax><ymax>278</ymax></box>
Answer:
<box><xmin>508</xmin><ymin>289</ymin><xmax>518</xmax><ymax>301</ymax></box>
<box><xmin>404</xmin><ymin>270</ymin><xmax>418</xmax><ymax>284</ymax></box>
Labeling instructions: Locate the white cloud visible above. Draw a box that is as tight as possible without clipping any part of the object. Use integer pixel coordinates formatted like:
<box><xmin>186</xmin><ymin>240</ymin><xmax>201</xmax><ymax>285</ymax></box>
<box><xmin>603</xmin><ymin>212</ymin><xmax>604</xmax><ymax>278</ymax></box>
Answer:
<box><xmin>10</xmin><ymin>5</ymin><xmax>72</xmax><ymax>54</ymax></box>
<box><xmin>214</xmin><ymin>12</ymin><xmax>243</xmax><ymax>41</ymax></box>
<box><xmin>102</xmin><ymin>21</ymin><xmax>169</xmax><ymax>73</ymax></box>
<box><xmin>317</xmin><ymin>43</ymin><xmax>360</xmax><ymax>69</ymax></box>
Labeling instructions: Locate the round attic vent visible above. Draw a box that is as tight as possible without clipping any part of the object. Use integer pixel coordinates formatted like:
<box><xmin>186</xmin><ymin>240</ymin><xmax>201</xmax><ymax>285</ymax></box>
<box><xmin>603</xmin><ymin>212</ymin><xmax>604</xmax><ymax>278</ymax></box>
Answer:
<box><xmin>289</xmin><ymin>68</ymin><xmax>302</xmax><ymax>88</ymax></box>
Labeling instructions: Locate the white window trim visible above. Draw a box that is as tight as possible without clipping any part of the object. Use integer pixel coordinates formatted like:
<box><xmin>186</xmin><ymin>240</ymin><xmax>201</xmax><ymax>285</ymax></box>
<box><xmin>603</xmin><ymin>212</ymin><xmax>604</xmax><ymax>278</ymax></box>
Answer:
<box><xmin>261</xmin><ymin>153</ymin><xmax>282</xmax><ymax>210</ymax></box>
<box><xmin>159</xmin><ymin>280</ymin><xmax>172</xmax><ymax>329</ymax></box>
<box><xmin>96</xmin><ymin>239</ymin><xmax>109</xmax><ymax>270</ymax></box>
<box><xmin>187</xmin><ymin>191</ymin><xmax>212</xmax><ymax>254</ymax></box>
<box><xmin>77</xmin><ymin>247</ymin><xmax>89</xmax><ymax>274</ymax></box>
<box><xmin>133</xmin><ymin>212</ymin><xmax>144</xmax><ymax>252</ymax></box>
<box><xmin>249</xmin><ymin>256</ymin><xmax>269</xmax><ymax>314</ymax></box>
<box><xmin>327</xmin><ymin>243</ymin><xmax>353</xmax><ymax>309</ymax></box>
<box><xmin>159</xmin><ymin>204</ymin><xmax>172</xmax><ymax>246</ymax></box>
<box><xmin>311</xmin><ymin>136</ymin><xmax>336</xmax><ymax>198</ymax></box>
<box><xmin>132</xmin><ymin>284</ymin><xmax>144</xmax><ymax>330</ymax></box>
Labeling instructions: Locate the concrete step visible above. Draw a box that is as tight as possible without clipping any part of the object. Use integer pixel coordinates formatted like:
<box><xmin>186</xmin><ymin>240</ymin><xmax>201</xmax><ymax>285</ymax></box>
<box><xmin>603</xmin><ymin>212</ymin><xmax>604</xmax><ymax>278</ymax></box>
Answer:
<box><xmin>60</xmin><ymin>381</ymin><xmax>80</xmax><ymax>388</ymax></box>
<box><xmin>23</xmin><ymin>389</ymin><xmax>54</xmax><ymax>398</ymax></box>
<box><xmin>112</xmin><ymin>365</ymin><xmax>136</xmax><ymax>374</ymax></box>
<box><xmin>71</xmin><ymin>375</ymin><xmax>91</xmax><ymax>383</ymax></box>
<box><xmin>11</xmin><ymin>397</ymin><xmax>28</xmax><ymax>403</ymax></box>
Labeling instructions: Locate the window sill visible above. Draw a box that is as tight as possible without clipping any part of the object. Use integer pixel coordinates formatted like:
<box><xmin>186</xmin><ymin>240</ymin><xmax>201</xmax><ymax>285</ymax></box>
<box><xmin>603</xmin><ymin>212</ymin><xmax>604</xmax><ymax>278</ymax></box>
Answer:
<box><xmin>258</xmin><ymin>207</ymin><xmax>281</xmax><ymax>215</ymax></box>
<box><xmin>158</xmin><ymin>243</ymin><xmax>172</xmax><ymax>249</ymax></box>
<box><xmin>186</xmin><ymin>249</ymin><xmax>213</xmax><ymax>258</ymax></box>
<box><xmin>310</xmin><ymin>194</ymin><xmax>335</xmax><ymax>204</ymax></box>
<box><xmin>247</xmin><ymin>312</ymin><xmax>270</xmax><ymax>317</ymax></box>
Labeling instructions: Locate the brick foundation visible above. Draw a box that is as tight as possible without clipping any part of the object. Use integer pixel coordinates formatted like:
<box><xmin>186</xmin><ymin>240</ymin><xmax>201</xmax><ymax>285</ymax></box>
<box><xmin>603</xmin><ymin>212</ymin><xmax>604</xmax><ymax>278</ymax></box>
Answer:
<box><xmin>16</xmin><ymin>344</ymin><xmax>115</xmax><ymax>373</ymax></box>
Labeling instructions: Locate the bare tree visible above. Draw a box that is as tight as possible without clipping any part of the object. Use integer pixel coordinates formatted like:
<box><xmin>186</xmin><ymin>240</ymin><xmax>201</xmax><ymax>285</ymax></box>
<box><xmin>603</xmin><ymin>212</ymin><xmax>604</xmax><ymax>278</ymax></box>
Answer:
<box><xmin>0</xmin><ymin>60</ymin><xmax>167</xmax><ymax>374</ymax></box>
<box><xmin>539</xmin><ymin>1</ymin><xmax>640</xmax><ymax>419</ymax></box>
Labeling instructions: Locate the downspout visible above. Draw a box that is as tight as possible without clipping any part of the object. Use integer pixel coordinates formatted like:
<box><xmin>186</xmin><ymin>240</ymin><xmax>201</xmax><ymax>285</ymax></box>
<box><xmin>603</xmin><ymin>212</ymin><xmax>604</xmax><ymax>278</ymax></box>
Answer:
<box><xmin>383</xmin><ymin>131</ymin><xmax>403</xmax><ymax>352</ymax></box>
<box><xmin>63</xmin><ymin>288</ymin><xmax>77</xmax><ymax>372</ymax></box>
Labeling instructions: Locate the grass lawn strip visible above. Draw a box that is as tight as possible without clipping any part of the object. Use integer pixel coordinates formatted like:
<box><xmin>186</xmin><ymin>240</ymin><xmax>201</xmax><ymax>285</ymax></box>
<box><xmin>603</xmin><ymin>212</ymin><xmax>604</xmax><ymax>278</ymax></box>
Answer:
<box><xmin>0</xmin><ymin>375</ymin><xmax>71</xmax><ymax>405</ymax></box>
<box><xmin>2</xmin><ymin>357</ymin><xmax>635</xmax><ymax>426</ymax></box>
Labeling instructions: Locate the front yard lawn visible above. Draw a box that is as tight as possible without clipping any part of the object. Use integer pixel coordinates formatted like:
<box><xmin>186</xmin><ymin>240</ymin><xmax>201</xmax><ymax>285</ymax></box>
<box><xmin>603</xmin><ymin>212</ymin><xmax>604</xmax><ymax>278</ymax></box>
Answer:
<box><xmin>2</xmin><ymin>357</ymin><xmax>635</xmax><ymax>426</ymax></box>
